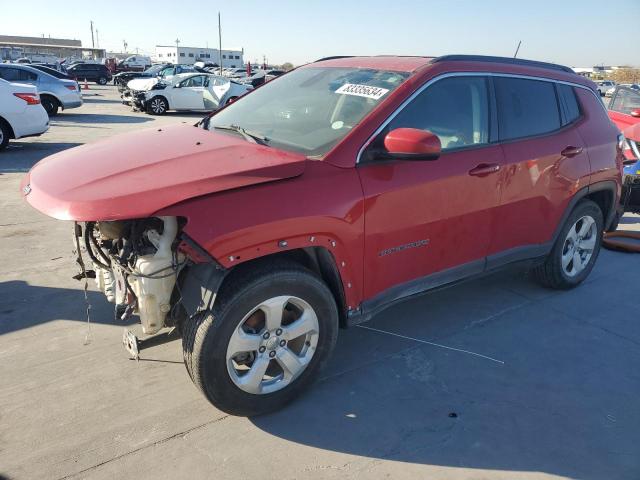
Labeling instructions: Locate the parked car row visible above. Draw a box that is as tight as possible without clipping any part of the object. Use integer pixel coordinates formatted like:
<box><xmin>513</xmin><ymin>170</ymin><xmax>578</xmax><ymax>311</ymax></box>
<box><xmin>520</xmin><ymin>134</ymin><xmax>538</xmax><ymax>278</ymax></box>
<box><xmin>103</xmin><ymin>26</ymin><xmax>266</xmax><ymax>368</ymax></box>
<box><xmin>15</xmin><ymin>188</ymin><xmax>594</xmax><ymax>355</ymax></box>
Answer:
<box><xmin>113</xmin><ymin>63</ymin><xmax>199</xmax><ymax>91</ymax></box>
<box><xmin>123</xmin><ymin>72</ymin><xmax>253</xmax><ymax>114</ymax></box>
<box><xmin>0</xmin><ymin>63</ymin><xmax>82</xmax><ymax>116</ymax></box>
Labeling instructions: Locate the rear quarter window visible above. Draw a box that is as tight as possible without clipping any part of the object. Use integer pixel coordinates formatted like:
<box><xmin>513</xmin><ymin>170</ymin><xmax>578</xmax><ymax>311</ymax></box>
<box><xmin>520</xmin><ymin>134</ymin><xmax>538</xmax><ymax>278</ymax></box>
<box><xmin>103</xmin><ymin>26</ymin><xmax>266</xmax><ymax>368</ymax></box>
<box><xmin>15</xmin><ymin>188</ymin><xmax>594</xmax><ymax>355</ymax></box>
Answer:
<box><xmin>557</xmin><ymin>84</ymin><xmax>581</xmax><ymax>125</ymax></box>
<box><xmin>495</xmin><ymin>77</ymin><xmax>561</xmax><ymax>140</ymax></box>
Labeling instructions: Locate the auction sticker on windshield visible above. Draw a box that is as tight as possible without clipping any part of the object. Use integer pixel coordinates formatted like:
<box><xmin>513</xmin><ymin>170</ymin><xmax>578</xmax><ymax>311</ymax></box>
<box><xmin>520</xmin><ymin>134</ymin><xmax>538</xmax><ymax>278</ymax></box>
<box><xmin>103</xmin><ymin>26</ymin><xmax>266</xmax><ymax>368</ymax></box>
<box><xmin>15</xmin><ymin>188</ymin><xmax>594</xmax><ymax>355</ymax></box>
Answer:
<box><xmin>335</xmin><ymin>83</ymin><xmax>389</xmax><ymax>100</ymax></box>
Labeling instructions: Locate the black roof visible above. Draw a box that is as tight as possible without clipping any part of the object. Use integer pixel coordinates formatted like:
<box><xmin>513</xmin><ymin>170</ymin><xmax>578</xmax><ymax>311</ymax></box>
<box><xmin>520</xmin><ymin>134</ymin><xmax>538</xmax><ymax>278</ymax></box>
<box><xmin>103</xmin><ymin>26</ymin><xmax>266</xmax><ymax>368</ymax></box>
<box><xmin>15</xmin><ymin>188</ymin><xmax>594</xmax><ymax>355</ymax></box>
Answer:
<box><xmin>431</xmin><ymin>55</ymin><xmax>574</xmax><ymax>73</ymax></box>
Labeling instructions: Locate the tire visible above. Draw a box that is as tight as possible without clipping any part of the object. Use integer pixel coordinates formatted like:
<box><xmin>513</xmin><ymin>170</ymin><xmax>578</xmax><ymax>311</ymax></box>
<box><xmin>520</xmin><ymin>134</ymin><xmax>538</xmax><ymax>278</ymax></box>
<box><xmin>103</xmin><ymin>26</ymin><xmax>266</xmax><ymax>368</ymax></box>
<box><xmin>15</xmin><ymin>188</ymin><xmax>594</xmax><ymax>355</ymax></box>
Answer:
<box><xmin>41</xmin><ymin>95</ymin><xmax>59</xmax><ymax>116</ymax></box>
<box><xmin>146</xmin><ymin>96</ymin><xmax>168</xmax><ymax>115</ymax></box>
<box><xmin>97</xmin><ymin>77</ymin><xmax>108</xmax><ymax>85</ymax></box>
<box><xmin>0</xmin><ymin>120</ymin><xmax>10</xmax><ymax>151</ymax></box>
<box><xmin>533</xmin><ymin>199</ymin><xmax>604</xmax><ymax>289</ymax></box>
<box><xmin>182</xmin><ymin>261</ymin><xmax>339</xmax><ymax>416</ymax></box>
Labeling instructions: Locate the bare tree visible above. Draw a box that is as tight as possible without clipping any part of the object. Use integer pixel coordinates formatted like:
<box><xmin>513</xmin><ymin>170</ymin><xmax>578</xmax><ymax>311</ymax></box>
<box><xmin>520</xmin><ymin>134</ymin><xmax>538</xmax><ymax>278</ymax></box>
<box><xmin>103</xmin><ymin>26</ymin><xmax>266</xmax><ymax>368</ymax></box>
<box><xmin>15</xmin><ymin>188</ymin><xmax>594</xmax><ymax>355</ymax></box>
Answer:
<box><xmin>609</xmin><ymin>68</ymin><xmax>640</xmax><ymax>84</ymax></box>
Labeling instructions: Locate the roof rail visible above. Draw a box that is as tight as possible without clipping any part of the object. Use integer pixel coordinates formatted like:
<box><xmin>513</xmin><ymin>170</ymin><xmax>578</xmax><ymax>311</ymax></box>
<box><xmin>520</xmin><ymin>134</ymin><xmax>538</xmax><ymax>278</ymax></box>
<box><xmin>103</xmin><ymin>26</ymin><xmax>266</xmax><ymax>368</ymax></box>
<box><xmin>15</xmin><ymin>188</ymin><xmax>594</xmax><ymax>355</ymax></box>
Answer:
<box><xmin>431</xmin><ymin>55</ymin><xmax>574</xmax><ymax>74</ymax></box>
<box><xmin>314</xmin><ymin>56</ymin><xmax>354</xmax><ymax>63</ymax></box>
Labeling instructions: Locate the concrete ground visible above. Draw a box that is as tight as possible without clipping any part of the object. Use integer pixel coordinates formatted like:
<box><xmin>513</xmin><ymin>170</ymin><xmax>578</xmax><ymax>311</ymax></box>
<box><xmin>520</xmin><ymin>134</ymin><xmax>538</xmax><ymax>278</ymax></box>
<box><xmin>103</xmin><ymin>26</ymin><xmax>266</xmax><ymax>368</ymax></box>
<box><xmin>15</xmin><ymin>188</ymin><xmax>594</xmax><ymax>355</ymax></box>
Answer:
<box><xmin>1</xmin><ymin>86</ymin><xmax>639</xmax><ymax>480</ymax></box>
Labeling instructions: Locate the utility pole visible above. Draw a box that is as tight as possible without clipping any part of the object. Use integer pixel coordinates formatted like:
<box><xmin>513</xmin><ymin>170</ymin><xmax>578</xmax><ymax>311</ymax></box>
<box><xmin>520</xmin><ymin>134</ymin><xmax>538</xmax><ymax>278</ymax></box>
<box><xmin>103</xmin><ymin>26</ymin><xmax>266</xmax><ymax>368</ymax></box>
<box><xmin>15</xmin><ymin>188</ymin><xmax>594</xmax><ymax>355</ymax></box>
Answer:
<box><xmin>90</xmin><ymin>21</ymin><xmax>95</xmax><ymax>49</ymax></box>
<box><xmin>513</xmin><ymin>40</ymin><xmax>522</xmax><ymax>58</ymax></box>
<box><xmin>96</xmin><ymin>29</ymin><xmax>99</xmax><ymax>49</ymax></box>
<box><xmin>218</xmin><ymin>12</ymin><xmax>223</xmax><ymax>75</ymax></box>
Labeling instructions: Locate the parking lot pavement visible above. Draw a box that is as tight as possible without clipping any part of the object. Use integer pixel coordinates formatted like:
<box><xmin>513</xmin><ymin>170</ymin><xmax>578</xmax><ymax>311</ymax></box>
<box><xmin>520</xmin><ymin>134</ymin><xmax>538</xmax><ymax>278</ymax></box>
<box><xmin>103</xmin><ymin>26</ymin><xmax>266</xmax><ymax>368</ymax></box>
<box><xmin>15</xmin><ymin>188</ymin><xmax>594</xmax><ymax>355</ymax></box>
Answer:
<box><xmin>1</xmin><ymin>86</ymin><xmax>639</xmax><ymax>480</ymax></box>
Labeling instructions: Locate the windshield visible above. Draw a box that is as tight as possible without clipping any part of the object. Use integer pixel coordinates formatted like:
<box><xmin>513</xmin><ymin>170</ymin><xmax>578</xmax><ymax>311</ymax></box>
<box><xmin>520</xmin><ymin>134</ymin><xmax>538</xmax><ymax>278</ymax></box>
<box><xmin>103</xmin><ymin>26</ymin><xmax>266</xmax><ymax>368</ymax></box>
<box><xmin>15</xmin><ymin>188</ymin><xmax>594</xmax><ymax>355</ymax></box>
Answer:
<box><xmin>206</xmin><ymin>67</ymin><xmax>409</xmax><ymax>156</ymax></box>
<box><xmin>145</xmin><ymin>64</ymin><xmax>166</xmax><ymax>75</ymax></box>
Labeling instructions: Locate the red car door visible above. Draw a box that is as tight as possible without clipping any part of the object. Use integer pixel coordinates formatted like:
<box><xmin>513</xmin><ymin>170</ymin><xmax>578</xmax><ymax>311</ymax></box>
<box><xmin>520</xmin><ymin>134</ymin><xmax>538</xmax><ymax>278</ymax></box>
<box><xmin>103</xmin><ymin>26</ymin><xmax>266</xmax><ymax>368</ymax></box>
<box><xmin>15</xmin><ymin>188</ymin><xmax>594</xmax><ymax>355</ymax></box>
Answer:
<box><xmin>488</xmin><ymin>78</ymin><xmax>592</xmax><ymax>259</ymax></box>
<box><xmin>358</xmin><ymin>76</ymin><xmax>504</xmax><ymax>302</ymax></box>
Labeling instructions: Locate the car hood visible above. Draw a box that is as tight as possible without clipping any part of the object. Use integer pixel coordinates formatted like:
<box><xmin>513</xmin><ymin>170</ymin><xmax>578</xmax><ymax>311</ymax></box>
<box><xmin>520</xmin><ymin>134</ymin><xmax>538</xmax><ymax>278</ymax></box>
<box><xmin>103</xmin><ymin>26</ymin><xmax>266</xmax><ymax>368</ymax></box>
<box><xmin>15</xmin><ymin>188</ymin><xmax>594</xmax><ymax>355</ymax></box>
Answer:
<box><xmin>127</xmin><ymin>77</ymin><xmax>160</xmax><ymax>91</ymax></box>
<box><xmin>22</xmin><ymin>123</ymin><xmax>307</xmax><ymax>221</ymax></box>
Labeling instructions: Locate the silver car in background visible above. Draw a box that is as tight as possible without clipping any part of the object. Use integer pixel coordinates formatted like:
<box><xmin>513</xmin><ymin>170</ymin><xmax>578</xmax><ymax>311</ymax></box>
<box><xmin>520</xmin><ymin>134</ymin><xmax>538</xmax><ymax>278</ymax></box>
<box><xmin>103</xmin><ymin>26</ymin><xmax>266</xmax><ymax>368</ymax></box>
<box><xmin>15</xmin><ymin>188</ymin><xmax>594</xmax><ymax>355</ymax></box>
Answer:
<box><xmin>0</xmin><ymin>64</ymin><xmax>82</xmax><ymax>116</ymax></box>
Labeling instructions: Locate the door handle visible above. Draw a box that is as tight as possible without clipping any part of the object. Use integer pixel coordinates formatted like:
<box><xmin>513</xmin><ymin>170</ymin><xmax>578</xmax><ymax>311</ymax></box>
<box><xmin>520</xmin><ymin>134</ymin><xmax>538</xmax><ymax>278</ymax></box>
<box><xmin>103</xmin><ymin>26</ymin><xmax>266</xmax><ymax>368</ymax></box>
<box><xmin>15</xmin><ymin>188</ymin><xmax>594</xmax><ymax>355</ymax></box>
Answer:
<box><xmin>468</xmin><ymin>163</ymin><xmax>501</xmax><ymax>177</ymax></box>
<box><xmin>561</xmin><ymin>146</ymin><xmax>583</xmax><ymax>158</ymax></box>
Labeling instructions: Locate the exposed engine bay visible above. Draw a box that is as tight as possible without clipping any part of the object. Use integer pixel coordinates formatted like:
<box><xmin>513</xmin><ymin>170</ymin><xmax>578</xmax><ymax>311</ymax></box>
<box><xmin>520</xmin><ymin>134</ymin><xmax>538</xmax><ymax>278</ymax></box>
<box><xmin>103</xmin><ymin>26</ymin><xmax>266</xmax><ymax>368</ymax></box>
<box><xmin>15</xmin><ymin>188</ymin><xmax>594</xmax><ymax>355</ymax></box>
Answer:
<box><xmin>77</xmin><ymin>216</ymin><xmax>185</xmax><ymax>338</ymax></box>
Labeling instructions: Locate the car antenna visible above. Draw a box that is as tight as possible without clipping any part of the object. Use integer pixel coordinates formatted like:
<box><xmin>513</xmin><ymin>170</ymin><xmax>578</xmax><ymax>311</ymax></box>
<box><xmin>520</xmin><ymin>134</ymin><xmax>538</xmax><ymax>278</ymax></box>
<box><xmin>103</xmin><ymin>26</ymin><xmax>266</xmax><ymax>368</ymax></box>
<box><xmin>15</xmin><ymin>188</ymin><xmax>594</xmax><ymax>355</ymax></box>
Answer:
<box><xmin>513</xmin><ymin>40</ymin><xmax>522</xmax><ymax>58</ymax></box>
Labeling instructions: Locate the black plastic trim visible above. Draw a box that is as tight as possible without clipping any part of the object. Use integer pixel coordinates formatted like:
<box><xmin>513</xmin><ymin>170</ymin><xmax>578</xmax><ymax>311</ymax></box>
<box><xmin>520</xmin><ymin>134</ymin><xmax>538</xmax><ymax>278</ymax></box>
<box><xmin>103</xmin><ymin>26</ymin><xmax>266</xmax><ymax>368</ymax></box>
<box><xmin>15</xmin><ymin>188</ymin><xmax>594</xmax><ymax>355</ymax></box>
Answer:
<box><xmin>348</xmin><ymin>259</ymin><xmax>485</xmax><ymax>326</ymax></box>
<box><xmin>179</xmin><ymin>262</ymin><xmax>227</xmax><ymax>317</ymax></box>
<box><xmin>178</xmin><ymin>232</ymin><xmax>225</xmax><ymax>271</ymax></box>
<box><xmin>314</xmin><ymin>56</ymin><xmax>355</xmax><ymax>63</ymax></box>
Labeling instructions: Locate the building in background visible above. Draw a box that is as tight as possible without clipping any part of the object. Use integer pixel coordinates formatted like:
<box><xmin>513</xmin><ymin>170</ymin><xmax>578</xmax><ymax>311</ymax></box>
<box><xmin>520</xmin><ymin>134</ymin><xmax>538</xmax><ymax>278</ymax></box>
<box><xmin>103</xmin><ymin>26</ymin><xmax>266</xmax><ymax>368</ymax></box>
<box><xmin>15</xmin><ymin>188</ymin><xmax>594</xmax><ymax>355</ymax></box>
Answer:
<box><xmin>0</xmin><ymin>35</ymin><xmax>105</xmax><ymax>62</ymax></box>
<box><xmin>572</xmin><ymin>65</ymin><xmax>629</xmax><ymax>78</ymax></box>
<box><xmin>154</xmin><ymin>45</ymin><xmax>243</xmax><ymax>67</ymax></box>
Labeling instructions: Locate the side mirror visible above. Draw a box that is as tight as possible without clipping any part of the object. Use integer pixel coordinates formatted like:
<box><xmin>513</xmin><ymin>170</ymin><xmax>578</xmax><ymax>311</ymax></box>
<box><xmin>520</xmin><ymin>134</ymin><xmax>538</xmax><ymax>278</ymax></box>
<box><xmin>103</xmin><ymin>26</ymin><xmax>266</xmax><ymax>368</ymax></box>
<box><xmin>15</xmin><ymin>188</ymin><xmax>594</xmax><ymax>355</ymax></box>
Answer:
<box><xmin>631</xmin><ymin>109</ymin><xmax>640</xmax><ymax>118</ymax></box>
<box><xmin>174</xmin><ymin>83</ymin><xmax>181</xmax><ymax>88</ymax></box>
<box><xmin>383</xmin><ymin>128</ymin><xmax>441</xmax><ymax>160</ymax></box>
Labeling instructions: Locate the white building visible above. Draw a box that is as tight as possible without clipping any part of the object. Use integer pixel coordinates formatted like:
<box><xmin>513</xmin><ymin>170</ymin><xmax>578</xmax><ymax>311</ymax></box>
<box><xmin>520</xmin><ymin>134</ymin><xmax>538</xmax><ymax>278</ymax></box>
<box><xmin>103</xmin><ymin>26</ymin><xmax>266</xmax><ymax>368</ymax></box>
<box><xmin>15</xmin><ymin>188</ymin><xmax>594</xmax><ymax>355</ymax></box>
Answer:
<box><xmin>154</xmin><ymin>45</ymin><xmax>244</xmax><ymax>67</ymax></box>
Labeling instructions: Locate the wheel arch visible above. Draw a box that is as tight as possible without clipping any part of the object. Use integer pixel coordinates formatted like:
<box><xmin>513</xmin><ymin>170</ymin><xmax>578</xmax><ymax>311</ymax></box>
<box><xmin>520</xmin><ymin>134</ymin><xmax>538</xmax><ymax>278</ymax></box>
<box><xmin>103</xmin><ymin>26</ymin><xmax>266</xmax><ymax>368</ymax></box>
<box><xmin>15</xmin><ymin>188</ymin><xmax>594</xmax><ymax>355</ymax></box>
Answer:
<box><xmin>552</xmin><ymin>180</ymin><xmax>619</xmax><ymax>243</ymax></box>
<box><xmin>39</xmin><ymin>91</ymin><xmax>61</xmax><ymax>104</ymax></box>
<box><xmin>179</xmin><ymin>246</ymin><xmax>349</xmax><ymax>328</ymax></box>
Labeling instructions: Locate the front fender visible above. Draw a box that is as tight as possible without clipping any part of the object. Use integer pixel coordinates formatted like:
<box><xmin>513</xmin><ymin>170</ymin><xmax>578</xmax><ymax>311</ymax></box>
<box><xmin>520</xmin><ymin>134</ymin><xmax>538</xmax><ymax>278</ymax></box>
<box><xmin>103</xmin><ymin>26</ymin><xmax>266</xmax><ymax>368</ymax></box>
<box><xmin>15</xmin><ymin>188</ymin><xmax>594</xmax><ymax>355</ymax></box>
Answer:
<box><xmin>157</xmin><ymin>161</ymin><xmax>365</xmax><ymax>309</ymax></box>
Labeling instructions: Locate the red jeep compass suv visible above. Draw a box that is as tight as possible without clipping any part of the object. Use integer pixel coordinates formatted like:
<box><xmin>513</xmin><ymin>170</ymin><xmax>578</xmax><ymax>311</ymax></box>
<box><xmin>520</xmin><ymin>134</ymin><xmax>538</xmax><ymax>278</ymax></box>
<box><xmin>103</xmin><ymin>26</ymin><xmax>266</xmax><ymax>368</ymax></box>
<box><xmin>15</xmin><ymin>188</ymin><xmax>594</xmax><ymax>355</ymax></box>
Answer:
<box><xmin>22</xmin><ymin>55</ymin><xmax>624</xmax><ymax>415</ymax></box>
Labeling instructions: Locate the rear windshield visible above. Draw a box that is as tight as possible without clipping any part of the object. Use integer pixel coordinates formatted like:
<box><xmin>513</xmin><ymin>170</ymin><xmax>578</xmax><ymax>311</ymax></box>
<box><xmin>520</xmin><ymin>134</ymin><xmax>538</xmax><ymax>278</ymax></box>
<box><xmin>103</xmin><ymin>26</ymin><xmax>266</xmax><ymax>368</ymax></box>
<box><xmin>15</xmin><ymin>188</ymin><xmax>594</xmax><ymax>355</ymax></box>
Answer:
<box><xmin>206</xmin><ymin>67</ymin><xmax>409</xmax><ymax>157</ymax></box>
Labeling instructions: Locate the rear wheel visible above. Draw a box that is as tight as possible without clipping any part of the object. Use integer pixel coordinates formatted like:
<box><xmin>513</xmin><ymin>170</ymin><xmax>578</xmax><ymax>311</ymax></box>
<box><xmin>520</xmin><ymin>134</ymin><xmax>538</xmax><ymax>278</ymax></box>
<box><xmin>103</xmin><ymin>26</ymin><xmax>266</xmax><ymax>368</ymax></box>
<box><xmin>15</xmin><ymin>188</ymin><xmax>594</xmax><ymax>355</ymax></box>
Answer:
<box><xmin>533</xmin><ymin>199</ymin><xmax>603</xmax><ymax>289</ymax></box>
<box><xmin>146</xmin><ymin>96</ymin><xmax>168</xmax><ymax>115</ymax></box>
<box><xmin>41</xmin><ymin>95</ymin><xmax>59</xmax><ymax>116</ymax></box>
<box><xmin>181</xmin><ymin>262</ymin><xmax>339</xmax><ymax>416</ymax></box>
<box><xmin>0</xmin><ymin>120</ymin><xmax>10</xmax><ymax>151</ymax></box>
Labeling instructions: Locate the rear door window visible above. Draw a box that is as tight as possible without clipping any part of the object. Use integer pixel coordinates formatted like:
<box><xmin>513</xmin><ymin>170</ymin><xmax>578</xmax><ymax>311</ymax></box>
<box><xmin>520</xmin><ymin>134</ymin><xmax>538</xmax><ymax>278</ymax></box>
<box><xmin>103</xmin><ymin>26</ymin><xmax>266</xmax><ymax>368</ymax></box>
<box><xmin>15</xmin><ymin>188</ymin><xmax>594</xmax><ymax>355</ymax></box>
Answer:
<box><xmin>556</xmin><ymin>84</ymin><xmax>581</xmax><ymax>125</ymax></box>
<box><xmin>495</xmin><ymin>77</ymin><xmax>561</xmax><ymax>140</ymax></box>
<box><xmin>0</xmin><ymin>68</ymin><xmax>20</xmax><ymax>81</ymax></box>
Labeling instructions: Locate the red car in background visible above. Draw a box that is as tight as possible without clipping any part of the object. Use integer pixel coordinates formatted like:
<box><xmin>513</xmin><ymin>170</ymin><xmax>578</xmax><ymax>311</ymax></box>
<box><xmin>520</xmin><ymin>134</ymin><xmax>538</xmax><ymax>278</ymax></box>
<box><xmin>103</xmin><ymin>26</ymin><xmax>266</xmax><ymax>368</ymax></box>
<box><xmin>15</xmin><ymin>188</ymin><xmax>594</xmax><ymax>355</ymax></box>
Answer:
<box><xmin>608</xmin><ymin>86</ymin><xmax>640</xmax><ymax>217</ymax></box>
<box><xmin>608</xmin><ymin>85</ymin><xmax>640</xmax><ymax>160</ymax></box>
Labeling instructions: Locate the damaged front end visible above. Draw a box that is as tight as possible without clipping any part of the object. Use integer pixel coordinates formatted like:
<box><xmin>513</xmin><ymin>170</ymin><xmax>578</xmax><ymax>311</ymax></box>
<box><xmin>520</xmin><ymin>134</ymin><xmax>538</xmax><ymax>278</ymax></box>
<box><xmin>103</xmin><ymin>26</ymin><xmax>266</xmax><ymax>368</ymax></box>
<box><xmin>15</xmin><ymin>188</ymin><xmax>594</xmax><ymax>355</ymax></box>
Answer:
<box><xmin>78</xmin><ymin>216</ymin><xmax>185</xmax><ymax>337</ymax></box>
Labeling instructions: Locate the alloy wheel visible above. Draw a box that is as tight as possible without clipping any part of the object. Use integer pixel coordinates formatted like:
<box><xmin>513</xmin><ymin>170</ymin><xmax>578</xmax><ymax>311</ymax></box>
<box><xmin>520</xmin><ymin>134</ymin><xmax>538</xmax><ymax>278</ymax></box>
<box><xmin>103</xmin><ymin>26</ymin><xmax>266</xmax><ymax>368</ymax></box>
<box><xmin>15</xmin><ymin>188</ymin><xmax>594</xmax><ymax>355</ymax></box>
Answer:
<box><xmin>561</xmin><ymin>215</ymin><xmax>597</xmax><ymax>277</ymax></box>
<box><xmin>151</xmin><ymin>98</ymin><xmax>166</xmax><ymax>114</ymax></box>
<box><xmin>226</xmin><ymin>295</ymin><xmax>319</xmax><ymax>395</ymax></box>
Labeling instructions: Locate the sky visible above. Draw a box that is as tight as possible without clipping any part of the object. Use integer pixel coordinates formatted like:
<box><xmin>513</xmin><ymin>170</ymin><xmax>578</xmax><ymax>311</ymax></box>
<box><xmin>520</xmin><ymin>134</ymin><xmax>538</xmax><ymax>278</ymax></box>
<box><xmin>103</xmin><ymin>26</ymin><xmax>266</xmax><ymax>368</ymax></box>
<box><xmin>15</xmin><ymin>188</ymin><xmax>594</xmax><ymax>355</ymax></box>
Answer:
<box><xmin>3</xmin><ymin>0</ymin><xmax>639</xmax><ymax>67</ymax></box>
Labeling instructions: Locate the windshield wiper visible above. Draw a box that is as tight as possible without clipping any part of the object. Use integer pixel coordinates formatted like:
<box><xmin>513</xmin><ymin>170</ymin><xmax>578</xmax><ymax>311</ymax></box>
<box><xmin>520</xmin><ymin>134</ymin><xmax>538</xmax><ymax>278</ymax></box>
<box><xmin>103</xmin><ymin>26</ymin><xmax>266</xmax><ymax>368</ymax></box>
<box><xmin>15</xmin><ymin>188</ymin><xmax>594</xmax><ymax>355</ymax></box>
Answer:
<box><xmin>213</xmin><ymin>124</ymin><xmax>270</xmax><ymax>146</ymax></box>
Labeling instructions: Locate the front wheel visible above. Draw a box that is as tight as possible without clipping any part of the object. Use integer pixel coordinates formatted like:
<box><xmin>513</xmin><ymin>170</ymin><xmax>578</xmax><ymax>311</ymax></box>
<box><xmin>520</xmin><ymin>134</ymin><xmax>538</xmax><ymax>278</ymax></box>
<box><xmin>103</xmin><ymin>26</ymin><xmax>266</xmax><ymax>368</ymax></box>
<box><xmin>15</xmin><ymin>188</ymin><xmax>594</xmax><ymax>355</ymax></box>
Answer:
<box><xmin>182</xmin><ymin>263</ymin><xmax>339</xmax><ymax>416</ymax></box>
<box><xmin>146</xmin><ymin>96</ymin><xmax>168</xmax><ymax>115</ymax></box>
<box><xmin>533</xmin><ymin>199</ymin><xmax>603</xmax><ymax>289</ymax></box>
<box><xmin>97</xmin><ymin>77</ymin><xmax>108</xmax><ymax>85</ymax></box>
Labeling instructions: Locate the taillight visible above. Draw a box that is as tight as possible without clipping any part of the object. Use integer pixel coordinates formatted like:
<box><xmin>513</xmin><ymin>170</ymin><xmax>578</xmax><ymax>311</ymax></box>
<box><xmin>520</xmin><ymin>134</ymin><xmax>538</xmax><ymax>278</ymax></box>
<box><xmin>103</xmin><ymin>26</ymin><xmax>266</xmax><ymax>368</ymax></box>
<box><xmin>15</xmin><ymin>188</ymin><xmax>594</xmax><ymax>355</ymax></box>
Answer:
<box><xmin>65</xmin><ymin>85</ymin><xmax>77</xmax><ymax>91</ymax></box>
<box><xmin>13</xmin><ymin>93</ymin><xmax>40</xmax><ymax>105</ymax></box>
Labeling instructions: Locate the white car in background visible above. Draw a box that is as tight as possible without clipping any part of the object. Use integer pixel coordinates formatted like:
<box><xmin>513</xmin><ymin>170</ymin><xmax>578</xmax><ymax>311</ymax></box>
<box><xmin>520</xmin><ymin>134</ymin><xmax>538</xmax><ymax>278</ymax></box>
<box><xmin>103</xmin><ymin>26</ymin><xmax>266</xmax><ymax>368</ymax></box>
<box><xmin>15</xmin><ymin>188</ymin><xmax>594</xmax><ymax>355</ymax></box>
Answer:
<box><xmin>595</xmin><ymin>80</ymin><xmax>616</xmax><ymax>96</ymax></box>
<box><xmin>0</xmin><ymin>78</ymin><xmax>48</xmax><ymax>151</ymax></box>
<box><xmin>129</xmin><ymin>72</ymin><xmax>252</xmax><ymax>115</ymax></box>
